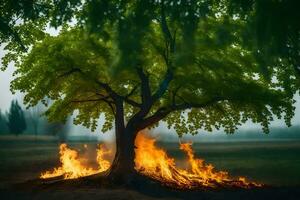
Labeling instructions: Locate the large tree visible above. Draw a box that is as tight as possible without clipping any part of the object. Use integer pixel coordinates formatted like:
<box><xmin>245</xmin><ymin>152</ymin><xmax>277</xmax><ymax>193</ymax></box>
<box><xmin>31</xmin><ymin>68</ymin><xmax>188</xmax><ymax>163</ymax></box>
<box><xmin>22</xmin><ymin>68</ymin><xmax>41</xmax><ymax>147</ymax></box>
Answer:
<box><xmin>1</xmin><ymin>0</ymin><xmax>299</xmax><ymax>182</ymax></box>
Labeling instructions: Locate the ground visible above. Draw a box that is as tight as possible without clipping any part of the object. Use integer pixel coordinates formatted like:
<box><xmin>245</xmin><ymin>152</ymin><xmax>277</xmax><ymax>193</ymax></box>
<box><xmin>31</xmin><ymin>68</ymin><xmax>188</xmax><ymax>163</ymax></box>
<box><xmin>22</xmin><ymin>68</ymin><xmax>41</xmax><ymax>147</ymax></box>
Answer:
<box><xmin>0</xmin><ymin>135</ymin><xmax>300</xmax><ymax>200</ymax></box>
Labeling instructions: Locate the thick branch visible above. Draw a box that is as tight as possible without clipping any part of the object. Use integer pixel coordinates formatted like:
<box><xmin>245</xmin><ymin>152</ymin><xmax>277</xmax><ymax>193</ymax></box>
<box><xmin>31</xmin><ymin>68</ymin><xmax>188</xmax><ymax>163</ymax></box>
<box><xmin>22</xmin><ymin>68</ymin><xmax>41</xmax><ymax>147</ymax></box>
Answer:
<box><xmin>122</xmin><ymin>97</ymin><xmax>141</xmax><ymax>108</ymax></box>
<box><xmin>58</xmin><ymin>68</ymin><xmax>141</xmax><ymax>108</ymax></box>
<box><xmin>70</xmin><ymin>96</ymin><xmax>116</xmax><ymax>115</ymax></box>
<box><xmin>136</xmin><ymin>67</ymin><xmax>151</xmax><ymax>106</ymax></box>
<box><xmin>89</xmin><ymin>74</ymin><xmax>141</xmax><ymax>108</ymax></box>
<box><xmin>170</xmin><ymin>96</ymin><xmax>224</xmax><ymax>110</ymax></box>
<box><xmin>125</xmin><ymin>84</ymin><xmax>139</xmax><ymax>98</ymax></box>
<box><xmin>130</xmin><ymin>2</ymin><xmax>176</xmax><ymax>121</ymax></box>
<box><xmin>151</xmin><ymin>68</ymin><xmax>173</xmax><ymax>102</ymax></box>
<box><xmin>137</xmin><ymin>97</ymin><xmax>224</xmax><ymax>131</ymax></box>
<box><xmin>136</xmin><ymin>107</ymin><xmax>170</xmax><ymax>131</ymax></box>
<box><xmin>58</xmin><ymin>68</ymin><xmax>82</xmax><ymax>78</ymax></box>
<box><xmin>160</xmin><ymin>3</ymin><xmax>174</xmax><ymax>51</ymax></box>
<box><xmin>71</xmin><ymin>98</ymin><xmax>107</xmax><ymax>103</ymax></box>
<box><xmin>150</xmin><ymin>4</ymin><xmax>176</xmax><ymax>103</ymax></box>
<box><xmin>126</xmin><ymin>68</ymin><xmax>153</xmax><ymax>127</ymax></box>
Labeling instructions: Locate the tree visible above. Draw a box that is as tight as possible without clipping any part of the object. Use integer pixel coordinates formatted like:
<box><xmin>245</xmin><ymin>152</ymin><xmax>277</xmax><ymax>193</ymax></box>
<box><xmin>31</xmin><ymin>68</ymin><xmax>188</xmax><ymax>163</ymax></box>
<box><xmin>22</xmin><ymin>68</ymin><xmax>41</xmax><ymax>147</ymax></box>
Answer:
<box><xmin>26</xmin><ymin>105</ymin><xmax>42</xmax><ymax>136</ymax></box>
<box><xmin>45</xmin><ymin>119</ymin><xmax>70</xmax><ymax>142</ymax></box>
<box><xmin>0</xmin><ymin>110</ymin><xmax>8</xmax><ymax>134</ymax></box>
<box><xmin>0</xmin><ymin>1</ymin><xmax>299</xmax><ymax>183</ymax></box>
<box><xmin>7</xmin><ymin>100</ymin><xmax>27</xmax><ymax>136</ymax></box>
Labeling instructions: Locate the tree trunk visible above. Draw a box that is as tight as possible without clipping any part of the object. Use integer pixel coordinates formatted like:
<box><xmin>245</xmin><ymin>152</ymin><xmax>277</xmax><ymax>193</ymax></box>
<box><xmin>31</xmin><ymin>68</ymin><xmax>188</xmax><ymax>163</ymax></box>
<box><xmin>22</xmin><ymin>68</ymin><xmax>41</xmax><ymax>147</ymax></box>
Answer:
<box><xmin>107</xmin><ymin>126</ymin><xmax>138</xmax><ymax>184</ymax></box>
<box><xmin>106</xmin><ymin>99</ymin><xmax>139</xmax><ymax>184</ymax></box>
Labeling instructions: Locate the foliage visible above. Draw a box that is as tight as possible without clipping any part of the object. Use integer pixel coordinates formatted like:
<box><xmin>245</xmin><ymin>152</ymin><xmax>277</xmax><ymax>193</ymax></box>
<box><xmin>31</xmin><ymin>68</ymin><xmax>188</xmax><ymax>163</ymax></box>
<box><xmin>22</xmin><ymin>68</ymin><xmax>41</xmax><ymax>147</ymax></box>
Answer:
<box><xmin>0</xmin><ymin>0</ymin><xmax>299</xmax><ymax>136</ymax></box>
<box><xmin>228</xmin><ymin>0</ymin><xmax>300</xmax><ymax>77</ymax></box>
<box><xmin>6</xmin><ymin>100</ymin><xmax>27</xmax><ymax>135</ymax></box>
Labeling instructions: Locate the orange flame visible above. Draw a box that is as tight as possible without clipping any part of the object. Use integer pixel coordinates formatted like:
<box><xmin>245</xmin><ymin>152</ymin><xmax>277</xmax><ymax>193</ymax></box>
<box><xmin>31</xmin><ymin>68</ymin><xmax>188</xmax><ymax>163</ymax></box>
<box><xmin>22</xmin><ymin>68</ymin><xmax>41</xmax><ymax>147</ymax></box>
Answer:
<box><xmin>134</xmin><ymin>133</ymin><xmax>261</xmax><ymax>188</ymax></box>
<box><xmin>97</xmin><ymin>144</ymin><xmax>111</xmax><ymax>172</ymax></box>
<box><xmin>40</xmin><ymin>132</ymin><xmax>261</xmax><ymax>189</ymax></box>
<box><xmin>40</xmin><ymin>143</ymin><xmax>111</xmax><ymax>179</ymax></box>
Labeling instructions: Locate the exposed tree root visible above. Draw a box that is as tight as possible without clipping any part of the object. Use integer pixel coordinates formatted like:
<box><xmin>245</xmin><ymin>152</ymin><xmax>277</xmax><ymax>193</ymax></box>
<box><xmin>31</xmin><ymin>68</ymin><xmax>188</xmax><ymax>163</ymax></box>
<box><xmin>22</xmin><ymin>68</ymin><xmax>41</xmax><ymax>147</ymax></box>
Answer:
<box><xmin>17</xmin><ymin>171</ymin><xmax>263</xmax><ymax>191</ymax></box>
<box><xmin>14</xmin><ymin>173</ymin><xmax>300</xmax><ymax>200</ymax></box>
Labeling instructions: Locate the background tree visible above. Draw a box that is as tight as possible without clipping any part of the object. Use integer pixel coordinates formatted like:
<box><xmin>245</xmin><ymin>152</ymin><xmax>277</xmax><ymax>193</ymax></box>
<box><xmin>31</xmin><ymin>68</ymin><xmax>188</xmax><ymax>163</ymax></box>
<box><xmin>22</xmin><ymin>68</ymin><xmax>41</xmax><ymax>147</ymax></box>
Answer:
<box><xmin>7</xmin><ymin>100</ymin><xmax>27</xmax><ymax>136</ymax></box>
<box><xmin>26</xmin><ymin>104</ymin><xmax>42</xmax><ymax>136</ymax></box>
<box><xmin>44</xmin><ymin>119</ymin><xmax>70</xmax><ymax>142</ymax></box>
<box><xmin>0</xmin><ymin>110</ymin><xmax>8</xmax><ymax>134</ymax></box>
<box><xmin>24</xmin><ymin>104</ymin><xmax>70</xmax><ymax>139</ymax></box>
<box><xmin>0</xmin><ymin>0</ymin><xmax>299</xmax><ymax>183</ymax></box>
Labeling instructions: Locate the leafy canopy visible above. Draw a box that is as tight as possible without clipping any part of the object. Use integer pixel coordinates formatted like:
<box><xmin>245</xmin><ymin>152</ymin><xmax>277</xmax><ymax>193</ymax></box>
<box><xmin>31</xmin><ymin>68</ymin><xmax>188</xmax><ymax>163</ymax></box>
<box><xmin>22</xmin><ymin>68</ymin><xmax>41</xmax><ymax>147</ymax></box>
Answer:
<box><xmin>1</xmin><ymin>0</ymin><xmax>299</xmax><ymax>136</ymax></box>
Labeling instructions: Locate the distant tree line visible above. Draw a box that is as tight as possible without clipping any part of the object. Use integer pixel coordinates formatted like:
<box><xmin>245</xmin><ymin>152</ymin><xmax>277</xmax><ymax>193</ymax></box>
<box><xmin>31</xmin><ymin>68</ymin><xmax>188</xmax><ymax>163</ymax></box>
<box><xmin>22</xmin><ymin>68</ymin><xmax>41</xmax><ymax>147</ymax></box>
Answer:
<box><xmin>158</xmin><ymin>125</ymin><xmax>300</xmax><ymax>142</ymax></box>
<box><xmin>0</xmin><ymin>99</ymin><xmax>70</xmax><ymax>139</ymax></box>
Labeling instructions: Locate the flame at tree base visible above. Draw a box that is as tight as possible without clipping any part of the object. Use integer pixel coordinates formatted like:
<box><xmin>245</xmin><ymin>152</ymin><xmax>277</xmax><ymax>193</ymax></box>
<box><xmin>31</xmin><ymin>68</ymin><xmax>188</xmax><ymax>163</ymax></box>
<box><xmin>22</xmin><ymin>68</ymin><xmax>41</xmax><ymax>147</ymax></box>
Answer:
<box><xmin>40</xmin><ymin>144</ymin><xmax>111</xmax><ymax>179</ymax></box>
<box><xmin>134</xmin><ymin>133</ymin><xmax>262</xmax><ymax>189</ymax></box>
<box><xmin>40</xmin><ymin>132</ymin><xmax>261</xmax><ymax>189</ymax></box>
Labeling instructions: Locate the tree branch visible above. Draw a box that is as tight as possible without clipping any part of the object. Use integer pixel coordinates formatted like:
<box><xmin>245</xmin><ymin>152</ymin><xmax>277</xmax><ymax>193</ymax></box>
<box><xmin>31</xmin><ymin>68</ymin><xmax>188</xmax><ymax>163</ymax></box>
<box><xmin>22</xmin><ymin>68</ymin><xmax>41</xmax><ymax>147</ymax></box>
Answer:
<box><xmin>123</xmin><ymin>84</ymin><xmax>141</xmax><ymax>107</ymax></box>
<box><xmin>0</xmin><ymin>16</ymin><xmax>27</xmax><ymax>51</ymax></box>
<box><xmin>126</xmin><ymin>84</ymin><xmax>139</xmax><ymax>98</ymax></box>
<box><xmin>58</xmin><ymin>68</ymin><xmax>81</xmax><ymax>78</ymax></box>
<box><xmin>136</xmin><ymin>67</ymin><xmax>151</xmax><ymax>107</ymax></box>
<box><xmin>170</xmin><ymin>96</ymin><xmax>224</xmax><ymax>111</ymax></box>
<box><xmin>150</xmin><ymin>4</ymin><xmax>176</xmax><ymax>103</ymax></box>
<box><xmin>171</xmin><ymin>86</ymin><xmax>181</xmax><ymax>106</ymax></box>
<box><xmin>58</xmin><ymin>67</ymin><xmax>141</xmax><ymax>108</ymax></box>
<box><xmin>151</xmin><ymin>68</ymin><xmax>173</xmax><ymax>102</ymax></box>
<box><xmin>125</xmin><ymin>67</ymin><xmax>153</xmax><ymax>128</ymax></box>
<box><xmin>71</xmin><ymin>96</ymin><xmax>116</xmax><ymax>115</ymax></box>
<box><xmin>71</xmin><ymin>99</ymin><xmax>105</xmax><ymax>103</ymax></box>
<box><xmin>160</xmin><ymin>3</ymin><xmax>174</xmax><ymax>51</ymax></box>
<box><xmin>137</xmin><ymin>97</ymin><xmax>225</xmax><ymax>131</ymax></box>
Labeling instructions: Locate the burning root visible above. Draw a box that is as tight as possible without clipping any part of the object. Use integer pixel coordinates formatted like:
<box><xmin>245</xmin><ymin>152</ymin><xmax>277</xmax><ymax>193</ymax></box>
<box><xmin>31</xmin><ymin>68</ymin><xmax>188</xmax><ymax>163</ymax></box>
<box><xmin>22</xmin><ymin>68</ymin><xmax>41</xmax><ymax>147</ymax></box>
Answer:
<box><xmin>134</xmin><ymin>133</ymin><xmax>262</xmax><ymax>189</ymax></box>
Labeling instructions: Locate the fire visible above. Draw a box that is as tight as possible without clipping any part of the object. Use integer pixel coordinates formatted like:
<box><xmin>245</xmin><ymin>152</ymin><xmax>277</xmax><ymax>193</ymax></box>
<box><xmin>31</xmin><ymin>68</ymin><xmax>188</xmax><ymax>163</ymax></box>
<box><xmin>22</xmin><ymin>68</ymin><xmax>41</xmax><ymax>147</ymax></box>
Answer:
<box><xmin>96</xmin><ymin>144</ymin><xmax>111</xmax><ymax>172</ymax></box>
<box><xmin>134</xmin><ymin>133</ymin><xmax>261</xmax><ymax>189</ymax></box>
<box><xmin>40</xmin><ymin>132</ymin><xmax>261</xmax><ymax>189</ymax></box>
<box><xmin>40</xmin><ymin>143</ymin><xmax>111</xmax><ymax>179</ymax></box>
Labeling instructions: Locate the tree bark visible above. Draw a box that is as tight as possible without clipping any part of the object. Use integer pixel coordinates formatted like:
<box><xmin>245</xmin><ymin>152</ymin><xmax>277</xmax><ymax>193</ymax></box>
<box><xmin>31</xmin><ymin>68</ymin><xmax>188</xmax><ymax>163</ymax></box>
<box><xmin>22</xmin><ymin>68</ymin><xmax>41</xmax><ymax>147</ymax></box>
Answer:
<box><xmin>107</xmin><ymin>126</ymin><xmax>138</xmax><ymax>184</ymax></box>
<box><xmin>106</xmin><ymin>99</ymin><xmax>139</xmax><ymax>184</ymax></box>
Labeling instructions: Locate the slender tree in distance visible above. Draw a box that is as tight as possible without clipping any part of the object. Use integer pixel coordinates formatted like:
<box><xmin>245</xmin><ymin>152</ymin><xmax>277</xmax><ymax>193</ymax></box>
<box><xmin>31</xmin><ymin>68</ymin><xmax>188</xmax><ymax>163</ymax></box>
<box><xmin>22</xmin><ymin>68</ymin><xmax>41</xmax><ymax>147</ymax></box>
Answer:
<box><xmin>0</xmin><ymin>1</ymin><xmax>299</xmax><ymax>183</ymax></box>
<box><xmin>45</xmin><ymin>119</ymin><xmax>70</xmax><ymax>142</ymax></box>
<box><xmin>26</xmin><ymin>103</ymin><xmax>43</xmax><ymax>137</ymax></box>
<box><xmin>0</xmin><ymin>110</ymin><xmax>8</xmax><ymax>134</ymax></box>
<box><xmin>7</xmin><ymin>100</ymin><xmax>27</xmax><ymax>136</ymax></box>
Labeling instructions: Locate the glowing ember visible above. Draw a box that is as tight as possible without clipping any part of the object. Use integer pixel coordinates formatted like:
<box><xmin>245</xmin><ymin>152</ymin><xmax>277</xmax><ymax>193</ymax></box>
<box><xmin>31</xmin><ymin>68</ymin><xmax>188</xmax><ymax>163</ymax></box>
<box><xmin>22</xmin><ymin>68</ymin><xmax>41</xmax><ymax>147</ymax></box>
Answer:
<box><xmin>134</xmin><ymin>133</ymin><xmax>261</xmax><ymax>189</ymax></box>
<box><xmin>40</xmin><ymin>143</ymin><xmax>111</xmax><ymax>179</ymax></box>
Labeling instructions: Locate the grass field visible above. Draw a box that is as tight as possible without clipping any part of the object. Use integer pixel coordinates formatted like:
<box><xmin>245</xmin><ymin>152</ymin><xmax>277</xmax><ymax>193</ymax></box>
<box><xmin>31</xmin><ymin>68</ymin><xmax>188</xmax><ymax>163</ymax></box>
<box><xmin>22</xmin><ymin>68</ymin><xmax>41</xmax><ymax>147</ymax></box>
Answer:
<box><xmin>161</xmin><ymin>140</ymin><xmax>300</xmax><ymax>186</ymax></box>
<box><xmin>1</xmin><ymin>135</ymin><xmax>300</xmax><ymax>189</ymax></box>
